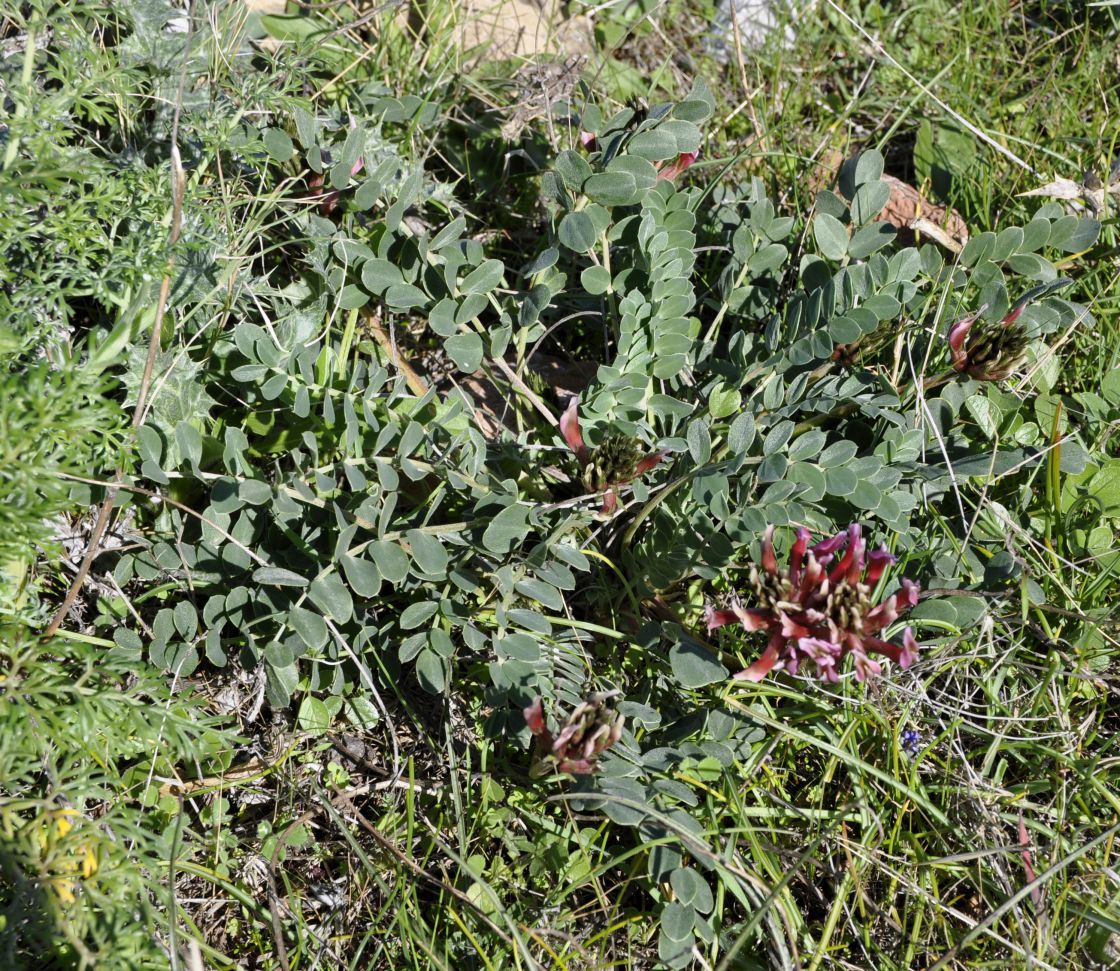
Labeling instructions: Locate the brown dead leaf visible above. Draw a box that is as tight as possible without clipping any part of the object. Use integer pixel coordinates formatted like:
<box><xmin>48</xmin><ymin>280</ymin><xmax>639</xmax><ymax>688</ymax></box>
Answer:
<box><xmin>809</xmin><ymin>149</ymin><xmax>969</xmax><ymax>253</ymax></box>
<box><xmin>880</xmin><ymin>175</ymin><xmax>969</xmax><ymax>253</ymax></box>
<box><xmin>501</xmin><ymin>57</ymin><xmax>585</xmax><ymax>141</ymax></box>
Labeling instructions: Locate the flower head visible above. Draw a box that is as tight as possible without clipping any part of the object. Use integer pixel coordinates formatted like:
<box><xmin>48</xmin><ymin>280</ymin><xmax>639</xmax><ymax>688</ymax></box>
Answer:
<box><xmin>561</xmin><ymin>396</ymin><xmax>666</xmax><ymax>514</ymax></box>
<box><xmin>524</xmin><ymin>691</ymin><xmax>624</xmax><ymax>776</ymax></box>
<box><xmin>947</xmin><ymin>302</ymin><xmax>1032</xmax><ymax>382</ymax></box>
<box><xmin>35</xmin><ymin>807</ymin><xmax>98</xmax><ymax>905</ymax></box>
<box><xmin>706</xmin><ymin>524</ymin><xmax>920</xmax><ymax>683</ymax></box>
<box><xmin>656</xmin><ymin>151</ymin><xmax>699</xmax><ymax>182</ymax></box>
<box><xmin>900</xmin><ymin>728</ymin><xmax>921</xmax><ymax>756</ymax></box>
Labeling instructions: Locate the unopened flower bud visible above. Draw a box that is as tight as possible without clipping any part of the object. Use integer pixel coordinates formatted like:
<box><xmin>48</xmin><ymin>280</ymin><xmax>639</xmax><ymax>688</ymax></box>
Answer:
<box><xmin>948</xmin><ymin>303</ymin><xmax>1032</xmax><ymax>382</ymax></box>
<box><xmin>524</xmin><ymin>691</ymin><xmax>625</xmax><ymax>776</ymax></box>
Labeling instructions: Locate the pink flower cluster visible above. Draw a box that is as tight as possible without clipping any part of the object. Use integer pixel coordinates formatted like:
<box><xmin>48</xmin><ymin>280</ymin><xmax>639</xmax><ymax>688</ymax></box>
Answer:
<box><xmin>523</xmin><ymin>692</ymin><xmax>624</xmax><ymax>776</ymax></box>
<box><xmin>578</xmin><ymin>131</ymin><xmax>699</xmax><ymax>182</ymax></box>
<box><xmin>706</xmin><ymin>524</ymin><xmax>920</xmax><ymax>684</ymax></box>
<box><xmin>656</xmin><ymin>151</ymin><xmax>699</xmax><ymax>182</ymax></box>
<box><xmin>947</xmin><ymin>302</ymin><xmax>1030</xmax><ymax>382</ymax></box>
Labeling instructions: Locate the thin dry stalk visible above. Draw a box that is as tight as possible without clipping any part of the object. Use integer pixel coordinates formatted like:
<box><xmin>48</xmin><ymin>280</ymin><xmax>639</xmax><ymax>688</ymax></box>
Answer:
<box><xmin>44</xmin><ymin>6</ymin><xmax>192</xmax><ymax>637</ymax></box>
<box><xmin>362</xmin><ymin>306</ymin><xmax>431</xmax><ymax>397</ymax></box>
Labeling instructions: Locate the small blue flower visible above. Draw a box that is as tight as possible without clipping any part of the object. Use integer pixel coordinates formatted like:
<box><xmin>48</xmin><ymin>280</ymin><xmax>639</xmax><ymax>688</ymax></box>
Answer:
<box><xmin>900</xmin><ymin>729</ymin><xmax>921</xmax><ymax>756</ymax></box>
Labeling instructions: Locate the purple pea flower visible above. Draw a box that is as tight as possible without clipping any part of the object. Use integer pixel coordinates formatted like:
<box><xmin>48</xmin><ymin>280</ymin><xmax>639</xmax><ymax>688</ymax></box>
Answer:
<box><xmin>705</xmin><ymin>524</ymin><xmax>920</xmax><ymax>683</ymax></box>
<box><xmin>900</xmin><ymin>729</ymin><xmax>921</xmax><ymax>756</ymax></box>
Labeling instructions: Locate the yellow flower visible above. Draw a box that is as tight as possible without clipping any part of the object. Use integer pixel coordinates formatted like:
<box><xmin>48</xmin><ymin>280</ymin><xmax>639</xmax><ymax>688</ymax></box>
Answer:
<box><xmin>34</xmin><ymin>808</ymin><xmax>97</xmax><ymax>904</ymax></box>
<box><xmin>81</xmin><ymin>843</ymin><xmax>98</xmax><ymax>880</ymax></box>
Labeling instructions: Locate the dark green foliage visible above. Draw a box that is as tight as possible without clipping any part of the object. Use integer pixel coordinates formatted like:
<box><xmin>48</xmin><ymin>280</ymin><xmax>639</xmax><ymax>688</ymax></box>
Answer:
<box><xmin>5</xmin><ymin>0</ymin><xmax>1120</xmax><ymax>966</ymax></box>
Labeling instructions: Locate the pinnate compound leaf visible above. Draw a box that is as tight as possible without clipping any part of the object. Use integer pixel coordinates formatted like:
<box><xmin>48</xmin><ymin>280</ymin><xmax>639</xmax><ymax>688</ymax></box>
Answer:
<box><xmin>289</xmin><ymin>606</ymin><xmax>328</xmax><ymax>651</ymax></box>
<box><xmin>661</xmin><ymin>902</ymin><xmax>696</xmax><ymax>943</ymax></box>
<box><xmin>262</xmin><ymin>127</ymin><xmax>295</xmax><ymax>162</ymax></box>
<box><xmin>384</xmin><ymin>283</ymin><xmax>429</xmax><ymax>310</ymax></box>
<box><xmin>445</xmin><ymin>333</ymin><xmax>485</xmax><ymax>373</ymax></box>
<box><xmin>309</xmin><ymin>574</ymin><xmax>353</xmax><ymax>623</ymax></box>
<box><xmin>297</xmin><ymin>696</ymin><xmax>331</xmax><ymax>733</ymax></box>
<box><xmin>559</xmin><ymin>211</ymin><xmax>596</xmax><ymax>252</ymax></box>
<box><xmin>362</xmin><ymin>259</ymin><xmax>403</xmax><ymax>293</ymax></box>
<box><xmin>400</xmin><ymin>601</ymin><xmax>439</xmax><ymax>630</ymax></box>
<box><xmin>460</xmin><ymin>259</ymin><xmax>504</xmax><ymax>295</ymax></box>
<box><xmin>670</xmin><ymin>869</ymin><xmax>714</xmax><ymax>912</ymax></box>
<box><xmin>584</xmin><ymin>172</ymin><xmax>639</xmax><ymax>207</ymax></box>
<box><xmin>265</xmin><ymin>660</ymin><xmax>299</xmax><ymax>707</ymax></box>
<box><xmin>415</xmin><ymin>648</ymin><xmax>447</xmax><ymax>693</ymax></box>
<box><xmin>581</xmin><ymin>265</ymin><xmax>612</xmax><ymax>295</ymax></box>
<box><xmin>554</xmin><ymin>150</ymin><xmax>593</xmax><ymax>191</ymax></box>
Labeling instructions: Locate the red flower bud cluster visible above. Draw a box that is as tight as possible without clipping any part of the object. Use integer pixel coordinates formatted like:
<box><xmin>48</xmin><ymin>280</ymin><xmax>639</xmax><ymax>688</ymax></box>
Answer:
<box><xmin>560</xmin><ymin>397</ymin><xmax>666</xmax><ymax>514</ymax></box>
<box><xmin>523</xmin><ymin>692</ymin><xmax>624</xmax><ymax>776</ymax></box>
<box><xmin>947</xmin><ymin>303</ymin><xmax>1031</xmax><ymax>382</ymax></box>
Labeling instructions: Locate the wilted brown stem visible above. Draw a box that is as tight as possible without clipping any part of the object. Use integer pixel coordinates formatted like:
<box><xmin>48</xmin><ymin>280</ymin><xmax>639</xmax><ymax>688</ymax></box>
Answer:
<box><xmin>361</xmin><ymin>307</ymin><xmax>430</xmax><ymax>397</ymax></box>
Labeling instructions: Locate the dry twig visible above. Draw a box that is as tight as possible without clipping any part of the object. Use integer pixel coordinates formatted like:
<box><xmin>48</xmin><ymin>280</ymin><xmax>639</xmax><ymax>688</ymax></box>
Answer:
<box><xmin>44</xmin><ymin>5</ymin><xmax>192</xmax><ymax>637</ymax></box>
